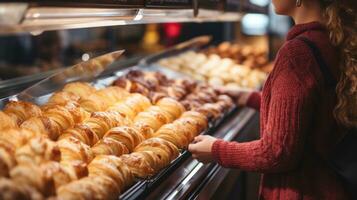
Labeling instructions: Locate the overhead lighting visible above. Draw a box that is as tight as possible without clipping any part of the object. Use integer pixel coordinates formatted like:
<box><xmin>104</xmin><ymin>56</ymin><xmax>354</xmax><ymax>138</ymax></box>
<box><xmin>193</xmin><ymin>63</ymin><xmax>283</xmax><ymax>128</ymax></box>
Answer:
<box><xmin>241</xmin><ymin>13</ymin><xmax>269</xmax><ymax>35</ymax></box>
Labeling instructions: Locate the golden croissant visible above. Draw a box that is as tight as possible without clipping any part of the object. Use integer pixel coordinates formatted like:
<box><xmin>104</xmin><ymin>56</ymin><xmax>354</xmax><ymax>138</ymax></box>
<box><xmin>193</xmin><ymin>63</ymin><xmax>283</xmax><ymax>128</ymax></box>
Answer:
<box><xmin>103</xmin><ymin>126</ymin><xmax>144</xmax><ymax>152</ymax></box>
<box><xmin>15</xmin><ymin>136</ymin><xmax>61</xmax><ymax>166</ymax></box>
<box><xmin>10</xmin><ymin>161</ymin><xmax>75</xmax><ymax>197</ymax></box>
<box><xmin>80</xmin><ymin>87</ymin><xmax>129</xmax><ymax>113</ymax></box>
<box><xmin>57</xmin><ymin>137</ymin><xmax>94</xmax><ymax>163</ymax></box>
<box><xmin>3</xmin><ymin>101</ymin><xmax>42</xmax><ymax>126</ymax></box>
<box><xmin>83</xmin><ymin>110</ymin><xmax>130</xmax><ymax>139</ymax></box>
<box><xmin>0</xmin><ymin>128</ymin><xmax>40</xmax><ymax>177</ymax></box>
<box><xmin>59</xmin><ymin>124</ymin><xmax>100</xmax><ymax>147</ymax></box>
<box><xmin>0</xmin><ymin>111</ymin><xmax>17</xmax><ymax>130</ymax></box>
<box><xmin>58</xmin><ymin>156</ymin><xmax>133</xmax><ymax>200</ymax></box>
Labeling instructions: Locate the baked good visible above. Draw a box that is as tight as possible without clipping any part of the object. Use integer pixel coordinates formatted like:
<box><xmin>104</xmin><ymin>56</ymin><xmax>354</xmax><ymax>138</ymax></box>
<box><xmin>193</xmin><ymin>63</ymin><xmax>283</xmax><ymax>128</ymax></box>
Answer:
<box><xmin>0</xmin><ymin>111</ymin><xmax>17</xmax><ymax>130</ymax></box>
<box><xmin>3</xmin><ymin>101</ymin><xmax>42</xmax><ymax>126</ymax></box>
<box><xmin>102</xmin><ymin>126</ymin><xmax>144</xmax><ymax>152</ymax></box>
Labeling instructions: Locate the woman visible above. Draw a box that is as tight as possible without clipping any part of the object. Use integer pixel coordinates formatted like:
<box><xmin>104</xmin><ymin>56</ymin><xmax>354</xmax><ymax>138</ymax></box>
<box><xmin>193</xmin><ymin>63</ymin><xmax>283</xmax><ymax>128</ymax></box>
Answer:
<box><xmin>188</xmin><ymin>0</ymin><xmax>356</xmax><ymax>199</ymax></box>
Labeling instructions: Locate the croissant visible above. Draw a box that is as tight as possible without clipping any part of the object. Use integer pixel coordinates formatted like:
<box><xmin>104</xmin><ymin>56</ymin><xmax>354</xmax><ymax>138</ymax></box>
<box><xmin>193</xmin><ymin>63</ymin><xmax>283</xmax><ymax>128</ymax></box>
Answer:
<box><xmin>80</xmin><ymin>87</ymin><xmax>129</xmax><ymax>113</ymax></box>
<box><xmin>10</xmin><ymin>162</ymin><xmax>74</xmax><ymax>197</ymax></box>
<box><xmin>57</xmin><ymin>137</ymin><xmax>94</xmax><ymax>163</ymax></box>
<box><xmin>122</xmin><ymin>138</ymin><xmax>179</xmax><ymax>178</ymax></box>
<box><xmin>0</xmin><ymin>178</ymin><xmax>30</xmax><ymax>200</ymax></box>
<box><xmin>59</xmin><ymin>160</ymin><xmax>88</xmax><ymax>181</ymax></box>
<box><xmin>108</xmin><ymin>93</ymin><xmax>151</xmax><ymax>119</ymax></box>
<box><xmin>21</xmin><ymin>102</ymin><xmax>90</xmax><ymax>140</ymax></box>
<box><xmin>45</xmin><ymin>92</ymin><xmax>80</xmax><ymax>109</ymax></box>
<box><xmin>180</xmin><ymin>111</ymin><xmax>208</xmax><ymax>133</ymax></box>
<box><xmin>156</xmin><ymin>97</ymin><xmax>186</xmax><ymax>119</ymax></box>
<box><xmin>83</xmin><ymin>111</ymin><xmax>130</xmax><ymax>139</ymax></box>
<box><xmin>88</xmin><ymin>155</ymin><xmax>133</xmax><ymax>190</ymax></box>
<box><xmin>20</xmin><ymin>116</ymin><xmax>61</xmax><ymax>140</ymax></box>
<box><xmin>134</xmin><ymin>111</ymin><xmax>167</xmax><ymax>132</ymax></box>
<box><xmin>58</xmin><ymin>124</ymin><xmax>98</xmax><ymax>147</ymax></box>
<box><xmin>0</xmin><ymin>128</ymin><xmax>40</xmax><ymax>177</ymax></box>
<box><xmin>62</xmin><ymin>82</ymin><xmax>96</xmax><ymax>100</ymax></box>
<box><xmin>15</xmin><ymin>136</ymin><xmax>61</xmax><ymax>166</ymax></box>
<box><xmin>57</xmin><ymin>155</ymin><xmax>133</xmax><ymax>200</ymax></box>
<box><xmin>103</xmin><ymin>126</ymin><xmax>144</xmax><ymax>152</ymax></box>
<box><xmin>133</xmin><ymin>122</ymin><xmax>154</xmax><ymax>139</ymax></box>
<box><xmin>194</xmin><ymin>103</ymin><xmax>222</xmax><ymax>120</ymax></box>
<box><xmin>120</xmin><ymin>151</ymin><xmax>157</xmax><ymax>178</ymax></box>
<box><xmin>134</xmin><ymin>137</ymin><xmax>179</xmax><ymax>163</ymax></box>
<box><xmin>217</xmin><ymin>95</ymin><xmax>234</xmax><ymax>110</ymax></box>
<box><xmin>57</xmin><ymin>176</ymin><xmax>119</xmax><ymax>200</ymax></box>
<box><xmin>154</xmin><ymin>111</ymin><xmax>208</xmax><ymax>149</ymax></box>
<box><xmin>3</xmin><ymin>101</ymin><xmax>42</xmax><ymax>126</ymax></box>
<box><xmin>154</xmin><ymin>124</ymin><xmax>191</xmax><ymax>149</ymax></box>
<box><xmin>91</xmin><ymin>137</ymin><xmax>129</xmax><ymax>157</ymax></box>
<box><xmin>0</xmin><ymin>111</ymin><xmax>17</xmax><ymax>130</ymax></box>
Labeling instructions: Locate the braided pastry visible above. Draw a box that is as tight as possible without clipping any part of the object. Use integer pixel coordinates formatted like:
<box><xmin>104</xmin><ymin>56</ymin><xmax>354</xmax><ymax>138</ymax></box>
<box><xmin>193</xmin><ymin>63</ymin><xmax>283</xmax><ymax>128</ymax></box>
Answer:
<box><xmin>103</xmin><ymin>126</ymin><xmax>144</xmax><ymax>152</ymax></box>
<box><xmin>3</xmin><ymin>101</ymin><xmax>42</xmax><ymax>126</ymax></box>
<box><xmin>0</xmin><ymin>111</ymin><xmax>17</xmax><ymax>130</ymax></box>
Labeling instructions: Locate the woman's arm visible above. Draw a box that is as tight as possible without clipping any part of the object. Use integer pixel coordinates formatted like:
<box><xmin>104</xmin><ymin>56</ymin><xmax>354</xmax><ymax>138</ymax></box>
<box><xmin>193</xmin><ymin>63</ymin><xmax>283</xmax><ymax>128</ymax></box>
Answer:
<box><xmin>212</xmin><ymin>66</ymin><xmax>315</xmax><ymax>173</ymax></box>
<box><xmin>246</xmin><ymin>91</ymin><xmax>261</xmax><ymax>110</ymax></box>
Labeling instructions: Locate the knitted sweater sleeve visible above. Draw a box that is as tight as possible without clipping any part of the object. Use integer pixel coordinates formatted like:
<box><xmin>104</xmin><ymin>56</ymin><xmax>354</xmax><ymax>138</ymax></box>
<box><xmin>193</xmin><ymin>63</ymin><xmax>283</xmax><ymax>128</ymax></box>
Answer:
<box><xmin>246</xmin><ymin>92</ymin><xmax>261</xmax><ymax>110</ymax></box>
<box><xmin>212</xmin><ymin>59</ymin><xmax>314</xmax><ymax>173</ymax></box>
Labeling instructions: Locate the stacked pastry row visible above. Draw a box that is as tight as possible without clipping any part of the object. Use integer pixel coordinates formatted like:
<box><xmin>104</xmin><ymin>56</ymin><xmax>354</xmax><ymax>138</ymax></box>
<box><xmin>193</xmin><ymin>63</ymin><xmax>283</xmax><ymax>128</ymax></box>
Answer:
<box><xmin>204</xmin><ymin>42</ymin><xmax>272</xmax><ymax>72</ymax></box>
<box><xmin>0</xmin><ymin>70</ymin><xmax>234</xmax><ymax>200</ymax></box>
<box><xmin>157</xmin><ymin>50</ymin><xmax>268</xmax><ymax>89</ymax></box>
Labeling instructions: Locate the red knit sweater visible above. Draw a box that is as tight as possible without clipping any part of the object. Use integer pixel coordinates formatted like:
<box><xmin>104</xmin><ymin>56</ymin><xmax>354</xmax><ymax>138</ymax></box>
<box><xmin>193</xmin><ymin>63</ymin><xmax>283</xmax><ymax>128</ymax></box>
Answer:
<box><xmin>212</xmin><ymin>22</ymin><xmax>351</xmax><ymax>200</ymax></box>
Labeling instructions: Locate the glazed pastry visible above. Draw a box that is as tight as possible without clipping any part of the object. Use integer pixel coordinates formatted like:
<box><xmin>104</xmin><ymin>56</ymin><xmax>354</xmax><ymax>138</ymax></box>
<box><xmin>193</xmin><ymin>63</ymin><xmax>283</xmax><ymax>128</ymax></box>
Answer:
<box><xmin>102</xmin><ymin>126</ymin><xmax>144</xmax><ymax>152</ymax></box>
<box><xmin>0</xmin><ymin>111</ymin><xmax>17</xmax><ymax>130</ymax></box>
<box><xmin>83</xmin><ymin>111</ymin><xmax>130</xmax><ymax>139</ymax></box>
<box><xmin>57</xmin><ymin>137</ymin><xmax>94</xmax><ymax>163</ymax></box>
<box><xmin>91</xmin><ymin>137</ymin><xmax>129</xmax><ymax>157</ymax></box>
<box><xmin>80</xmin><ymin>87</ymin><xmax>129</xmax><ymax>113</ymax></box>
<box><xmin>122</xmin><ymin>138</ymin><xmax>179</xmax><ymax>178</ymax></box>
<box><xmin>0</xmin><ymin>128</ymin><xmax>40</xmax><ymax>177</ymax></box>
<box><xmin>10</xmin><ymin>162</ymin><xmax>74</xmax><ymax>196</ymax></box>
<box><xmin>15</xmin><ymin>136</ymin><xmax>61</xmax><ymax>166</ymax></box>
<box><xmin>59</xmin><ymin>124</ymin><xmax>100</xmax><ymax>147</ymax></box>
<box><xmin>62</xmin><ymin>82</ymin><xmax>96</xmax><ymax>100</ymax></box>
<box><xmin>156</xmin><ymin>97</ymin><xmax>186</xmax><ymax>119</ymax></box>
<box><xmin>3</xmin><ymin>101</ymin><xmax>42</xmax><ymax>126</ymax></box>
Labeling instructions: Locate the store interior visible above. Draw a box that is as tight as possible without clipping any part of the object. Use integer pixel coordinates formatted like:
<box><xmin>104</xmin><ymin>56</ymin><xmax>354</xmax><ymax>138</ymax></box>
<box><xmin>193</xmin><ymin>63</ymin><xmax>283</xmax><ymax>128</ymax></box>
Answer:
<box><xmin>0</xmin><ymin>1</ymin><xmax>296</xmax><ymax>199</ymax></box>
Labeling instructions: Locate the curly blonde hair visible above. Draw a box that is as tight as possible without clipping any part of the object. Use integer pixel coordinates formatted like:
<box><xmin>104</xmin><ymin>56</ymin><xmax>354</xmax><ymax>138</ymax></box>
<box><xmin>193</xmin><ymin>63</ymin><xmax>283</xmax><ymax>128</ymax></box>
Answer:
<box><xmin>321</xmin><ymin>0</ymin><xmax>357</xmax><ymax>128</ymax></box>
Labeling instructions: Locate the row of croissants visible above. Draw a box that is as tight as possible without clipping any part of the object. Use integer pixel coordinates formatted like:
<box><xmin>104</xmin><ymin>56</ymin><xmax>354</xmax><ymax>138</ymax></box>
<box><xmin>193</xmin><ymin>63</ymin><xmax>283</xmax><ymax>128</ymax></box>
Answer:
<box><xmin>0</xmin><ymin>70</ymin><xmax>234</xmax><ymax>200</ymax></box>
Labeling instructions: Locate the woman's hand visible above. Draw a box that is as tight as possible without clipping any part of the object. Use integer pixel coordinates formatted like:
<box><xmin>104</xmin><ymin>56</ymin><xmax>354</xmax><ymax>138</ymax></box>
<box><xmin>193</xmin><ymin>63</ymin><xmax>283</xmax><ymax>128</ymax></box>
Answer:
<box><xmin>215</xmin><ymin>86</ymin><xmax>254</xmax><ymax>107</ymax></box>
<box><xmin>188</xmin><ymin>135</ymin><xmax>218</xmax><ymax>164</ymax></box>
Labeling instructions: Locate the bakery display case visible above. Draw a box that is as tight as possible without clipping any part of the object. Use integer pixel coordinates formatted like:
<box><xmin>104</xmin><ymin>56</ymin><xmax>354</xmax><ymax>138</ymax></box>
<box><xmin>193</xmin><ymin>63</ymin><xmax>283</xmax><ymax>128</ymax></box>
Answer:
<box><xmin>0</xmin><ymin>1</ymin><xmax>272</xmax><ymax>199</ymax></box>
